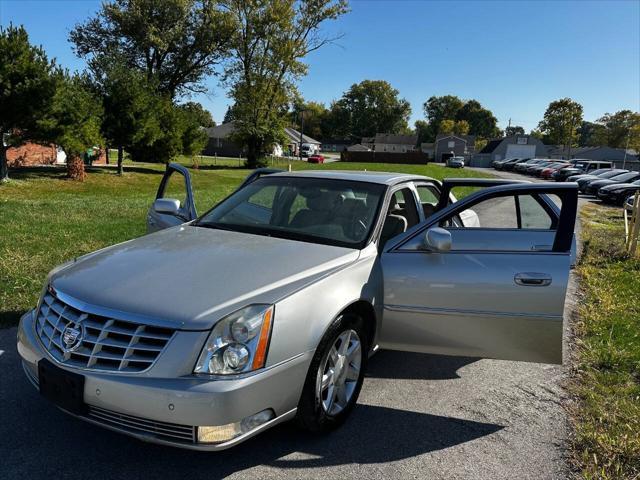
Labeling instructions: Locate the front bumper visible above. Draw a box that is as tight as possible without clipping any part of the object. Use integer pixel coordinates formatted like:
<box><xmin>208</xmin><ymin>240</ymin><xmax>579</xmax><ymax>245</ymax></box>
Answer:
<box><xmin>17</xmin><ymin>310</ymin><xmax>311</xmax><ymax>450</ymax></box>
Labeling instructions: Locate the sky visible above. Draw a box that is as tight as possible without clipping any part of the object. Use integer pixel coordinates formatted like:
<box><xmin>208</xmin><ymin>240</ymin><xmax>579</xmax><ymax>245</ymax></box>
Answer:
<box><xmin>1</xmin><ymin>0</ymin><xmax>639</xmax><ymax>133</ymax></box>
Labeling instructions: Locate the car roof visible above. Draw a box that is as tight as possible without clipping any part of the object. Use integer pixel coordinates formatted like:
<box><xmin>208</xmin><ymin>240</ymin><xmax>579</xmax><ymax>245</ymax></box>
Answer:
<box><xmin>269</xmin><ymin>169</ymin><xmax>434</xmax><ymax>185</ymax></box>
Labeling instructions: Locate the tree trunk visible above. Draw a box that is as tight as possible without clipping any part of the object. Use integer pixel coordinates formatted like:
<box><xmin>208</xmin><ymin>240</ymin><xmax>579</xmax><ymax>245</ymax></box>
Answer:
<box><xmin>117</xmin><ymin>146</ymin><xmax>124</xmax><ymax>175</ymax></box>
<box><xmin>0</xmin><ymin>145</ymin><xmax>8</xmax><ymax>182</ymax></box>
<box><xmin>67</xmin><ymin>155</ymin><xmax>86</xmax><ymax>181</ymax></box>
<box><xmin>105</xmin><ymin>147</ymin><xmax>110</xmax><ymax>165</ymax></box>
<box><xmin>246</xmin><ymin>137</ymin><xmax>259</xmax><ymax>169</ymax></box>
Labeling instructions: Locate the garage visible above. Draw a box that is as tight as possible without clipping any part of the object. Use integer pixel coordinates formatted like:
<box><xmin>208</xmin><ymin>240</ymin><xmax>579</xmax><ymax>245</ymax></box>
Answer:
<box><xmin>505</xmin><ymin>143</ymin><xmax>536</xmax><ymax>159</ymax></box>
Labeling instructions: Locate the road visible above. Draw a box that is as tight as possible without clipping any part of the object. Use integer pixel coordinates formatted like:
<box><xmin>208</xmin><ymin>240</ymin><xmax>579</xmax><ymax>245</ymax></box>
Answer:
<box><xmin>0</xmin><ymin>167</ymin><xmax>580</xmax><ymax>480</ymax></box>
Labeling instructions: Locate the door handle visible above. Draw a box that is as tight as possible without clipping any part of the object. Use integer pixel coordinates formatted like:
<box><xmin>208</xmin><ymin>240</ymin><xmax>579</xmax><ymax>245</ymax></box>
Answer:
<box><xmin>514</xmin><ymin>272</ymin><xmax>552</xmax><ymax>287</ymax></box>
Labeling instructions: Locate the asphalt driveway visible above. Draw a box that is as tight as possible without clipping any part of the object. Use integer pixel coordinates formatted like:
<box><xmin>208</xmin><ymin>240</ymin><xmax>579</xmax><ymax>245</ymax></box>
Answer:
<box><xmin>0</xmin><ymin>167</ymin><xmax>579</xmax><ymax>480</ymax></box>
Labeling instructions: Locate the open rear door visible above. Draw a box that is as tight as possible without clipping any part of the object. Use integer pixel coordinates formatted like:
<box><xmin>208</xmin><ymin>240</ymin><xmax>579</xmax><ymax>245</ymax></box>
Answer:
<box><xmin>381</xmin><ymin>182</ymin><xmax>577</xmax><ymax>364</ymax></box>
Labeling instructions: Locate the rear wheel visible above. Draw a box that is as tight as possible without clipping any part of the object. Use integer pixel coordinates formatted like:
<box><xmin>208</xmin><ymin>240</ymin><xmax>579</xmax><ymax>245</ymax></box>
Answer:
<box><xmin>296</xmin><ymin>314</ymin><xmax>367</xmax><ymax>432</ymax></box>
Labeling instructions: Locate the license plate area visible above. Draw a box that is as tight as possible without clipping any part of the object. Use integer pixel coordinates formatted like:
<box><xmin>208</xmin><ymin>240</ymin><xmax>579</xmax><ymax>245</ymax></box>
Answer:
<box><xmin>38</xmin><ymin>359</ymin><xmax>86</xmax><ymax>415</ymax></box>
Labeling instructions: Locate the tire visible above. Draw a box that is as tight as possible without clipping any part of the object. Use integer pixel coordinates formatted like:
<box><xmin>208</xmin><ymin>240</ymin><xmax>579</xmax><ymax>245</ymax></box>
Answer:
<box><xmin>296</xmin><ymin>313</ymin><xmax>368</xmax><ymax>433</ymax></box>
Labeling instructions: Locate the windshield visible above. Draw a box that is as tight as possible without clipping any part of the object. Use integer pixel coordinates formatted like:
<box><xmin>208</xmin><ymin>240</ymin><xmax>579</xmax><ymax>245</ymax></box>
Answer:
<box><xmin>600</xmin><ymin>170</ymin><xmax>627</xmax><ymax>178</ymax></box>
<box><xmin>611</xmin><ymin>172</ymin><xmax>639</xmax><ymax>182</ymax></box>
<box><xmin>195</xmin><ymin>176</ymin><xmax>386</xmax><ymax>248</ymax></box>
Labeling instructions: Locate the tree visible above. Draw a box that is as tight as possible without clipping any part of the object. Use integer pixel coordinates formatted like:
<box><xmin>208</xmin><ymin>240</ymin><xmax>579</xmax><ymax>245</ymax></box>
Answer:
<box><xmin>223</xmin><ymin>0</ymin><xmax>348</xmax><ymax>168</ymax></box>
<box><xmin>421</xmin><ymin>96</ymin><xmax>499</xmax><ymax>141</ymax></box>
<box><xmin>414</xmin><ymin>120</ymin><xmax>431</xmax><ymax>145</ymax></box>
<box><xmin>39</xmin><ymin>74</ymin><xmax>104</xmax><ymax>181</ymax></box>
<box><xmin>422</xmin><ymin>95</ymin><xmax>464</xmax><ymax>141</ymax></box>
<box><xmin>178</xmin><ymin>103</ymin><xmax>209</xmax><ymax>157</ymax></box>
<box><xmin>180</xmin><ymin>102</ymin><xmax>216</xmax><ymax>128</ymax></box>
<box><xmin>99</xmin><ymin>65</ymin><xmax>165</xmax><ymax>174</ymax></box>
<box><xmin>70</xmin><ymin>0</ymin><xmax>235</xmax><ymax>98</ymax></box>
<box><xmin>591</xmin><ymin>110</ymin><xmax>640</xmax><ymax>148</ymax></box>
<box><xmin>505</xmin><ymin>125</ymin><xmax>525</xmax><ymax>136</ymax></box>
<box><xmin>329</xmin><ymin>80</ymin><xmax>411</xmax><ymax>139</ymax></box>
<box><xmin>290</xmin><ymin>99</ymin><xmax>328</xmax><ymax>140</ymax></box>
<box><xmin>454</xmin><ymin>120</ymin><xmax>470</xmax><ymax>135</ymax></box>
<box><xmin>0</xmin><ymin>24</ymin><xmax>57</xmax><ymax>181</ymax></box>
<box><xmin>576</xmin><ymin>121</ymin><xmax>604</xmax><ymax>147</ymax></box>
<box><xmin>456</xmin><ymin>99</ymin><xmax>499</xmax><ymax>138</ymax></box>
<box><xmin>537</xmin><ymin>98</ymin><xmax>583</xmax><ymax>157</ymax></box>
<box><xmin>223</xmin><ymin>105</ymin><xmax>236</xmax><ymax>124</ymax></box>
<box><xmin>439</xmin><ymin>119</ymin><xmax>455</xmax><ymax>134</ymax></box>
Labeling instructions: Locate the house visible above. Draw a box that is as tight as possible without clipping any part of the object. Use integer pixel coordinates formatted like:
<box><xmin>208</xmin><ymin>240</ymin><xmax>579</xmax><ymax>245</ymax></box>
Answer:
<box><xmin>470</xmin><ymin>135</ymin><xmax>547</xmax><ymax>167</ymax></box>
<box><xmin>283</xmin><ymin>127</ymin><xmax>321</xmax><ymax>156</ymax></box>
<box><xmin>434</xmin><ymin>134</ymin><xmax>476</xmax><ymax>162</ymax></box>
<box><xmin>5</xmin><ymin>142</ymin><xmax>106</xmax><ymax>167</ymax></box>
<box><xmin>202</xmin><ymin>122</ymin><xmax>320</xmax><ymax>157</ymax></box>
<box><xmin>202</xmin><ymin>122</ymin><xmax>243</xmax><ymax>157</ymax></box>
<box><xmin>320</xmin><ymin>138</ymin><xmax>353</xmax><ymax>153</ymax></box>
<box><xmin>361</xmin><ymin>133</ymin><xmax>418</xmax><ymax>153</ymax></box>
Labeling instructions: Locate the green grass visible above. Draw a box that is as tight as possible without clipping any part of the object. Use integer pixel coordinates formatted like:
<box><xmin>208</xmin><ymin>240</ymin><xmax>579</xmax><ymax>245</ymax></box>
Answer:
<box><xmin>0</xmin><ymin>160</ymin><xmax>491</xmax><ymax>327</ymax></box>
<box><xmin>570</xmin><ymin>203</ymin><xmax>640</xmax><ymax>479</ymax></box>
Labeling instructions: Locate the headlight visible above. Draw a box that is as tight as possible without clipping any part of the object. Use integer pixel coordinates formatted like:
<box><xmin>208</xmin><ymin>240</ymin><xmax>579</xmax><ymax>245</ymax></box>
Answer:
<box><xmin>194</xmin><ymin>305</ymin><xmax>274</xmax><ymax>375</ymax></box>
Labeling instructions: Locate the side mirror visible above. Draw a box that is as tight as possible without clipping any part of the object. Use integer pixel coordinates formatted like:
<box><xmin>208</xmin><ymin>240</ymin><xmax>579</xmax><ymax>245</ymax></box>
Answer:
<box><xmin>423</xmin><ymin>227</ymin><xmax>452</xmax><ymax>252</ymax></box>
<box><xmin>153</xmin><ymin>198</ymin><xmax>181</xmax><ymax>216</ymax></box>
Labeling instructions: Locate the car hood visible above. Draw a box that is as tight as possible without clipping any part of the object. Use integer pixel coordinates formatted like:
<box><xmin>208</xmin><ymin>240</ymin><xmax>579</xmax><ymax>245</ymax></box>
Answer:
<box><xmin>50</xmin><ymin>225</ymin><xmax>360</xmax><ymax>329</ymax></box>
<box><xmin>588</xmin><ymin>179</ymin><xmax>618</xmax><ymax>188</ymax></box>
<box><xmin>600</xmin><ymin>183</ymin><xmax>639</xmax><ymax>192</ymax></box>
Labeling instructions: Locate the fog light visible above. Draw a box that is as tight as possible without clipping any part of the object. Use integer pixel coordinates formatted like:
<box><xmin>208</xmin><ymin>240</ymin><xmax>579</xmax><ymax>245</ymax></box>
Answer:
<box><xmin>197</xmin><ymin>409</ymin><xmax>276</xmax><ymax>444</ymax></box>
<box><xmin>197</xmin><ymin>422</ymin><xmax>242</xmax><ymax>443</ymax></box>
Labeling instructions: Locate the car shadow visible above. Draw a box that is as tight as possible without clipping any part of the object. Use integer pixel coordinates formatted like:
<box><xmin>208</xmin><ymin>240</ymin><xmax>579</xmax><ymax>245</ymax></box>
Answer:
<box><xmin>366</xmin><ymin>350</ymin><xmax>478</xmax><ymax>380</ymax></box>
<box><xmin>0</xmin><ymin>341</ymin><xmax>502</xmax><ymax>478</ymax></box>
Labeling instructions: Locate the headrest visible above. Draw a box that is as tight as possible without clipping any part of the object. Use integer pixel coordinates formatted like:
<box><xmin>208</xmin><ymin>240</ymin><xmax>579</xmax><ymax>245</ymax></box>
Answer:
<box><xmin>307</xmin><ymin>191</ymin><xmax>342</xmax><ymax>211</ymax></box>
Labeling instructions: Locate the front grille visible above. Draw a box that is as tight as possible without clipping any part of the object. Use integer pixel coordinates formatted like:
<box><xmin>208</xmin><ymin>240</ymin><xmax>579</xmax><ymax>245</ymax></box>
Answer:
<box><xmin>87</xmin><ymin>405</ymin><xmax>196</xmax><ymax>443</ymax></box>
<box><xmin>35</xmin><ymin>291</ymin><xmax>175</xmax><ymax>372</ymax></box>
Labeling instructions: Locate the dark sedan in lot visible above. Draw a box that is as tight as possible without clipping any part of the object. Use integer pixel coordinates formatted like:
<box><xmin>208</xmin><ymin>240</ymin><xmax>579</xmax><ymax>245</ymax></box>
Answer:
<box><xmin>583</xmin><ymin>172</ymin><xmax>640</xmax><ymax>195</ymax></box>
<box><xmin>597</xmin><ymin>180</ymin><xmax>640</xmax><ymax>205</ymax></box>
<box><xmin>515</xmin><ymin>159</ymin><xmax>549</xmax><ymax>173</ymax></box>
<box><xmin>574</xmin><ymin>170</ymin><xmax>628</xmax><ymax>189</ymax></box>
<box><xmin>502</xmin><ymin>158</ymin><xmax>531</xmax><ymax>171</ymax></box>
<box><xmin>552</xmin><ymin>161</ymin><xmax>614</xmax><ymax>181</ymax></box>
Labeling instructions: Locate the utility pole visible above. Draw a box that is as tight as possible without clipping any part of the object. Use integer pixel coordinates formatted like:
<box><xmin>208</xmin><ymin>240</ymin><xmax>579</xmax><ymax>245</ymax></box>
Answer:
<box><xmin>298</xmin><ymin>110</ymin><xmax>305</xmax><ymax>161</ymax></box>
<box><xmin>623</xmin><ymin>132</ymin><xmax>630</xmax><ymax>169</ymax></box>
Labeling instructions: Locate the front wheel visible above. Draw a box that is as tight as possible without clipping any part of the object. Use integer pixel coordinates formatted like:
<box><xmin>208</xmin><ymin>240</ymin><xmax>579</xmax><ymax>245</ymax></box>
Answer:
<box><xmin>296</xmin><ymin>314</ymin><xmax>367</xmax><ymax>432</ymax></box>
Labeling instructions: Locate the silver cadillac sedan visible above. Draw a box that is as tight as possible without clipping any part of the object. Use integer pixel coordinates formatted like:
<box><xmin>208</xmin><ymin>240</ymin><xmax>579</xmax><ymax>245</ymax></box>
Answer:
<box><xmin>17</xmin><ymin>165</ymin><xmax>578</xmax><ymax>450</ymax></box>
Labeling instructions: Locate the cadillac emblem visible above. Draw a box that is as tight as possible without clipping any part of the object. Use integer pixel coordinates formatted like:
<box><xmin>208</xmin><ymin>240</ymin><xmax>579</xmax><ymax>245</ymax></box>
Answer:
<box><xmin>61</xmin><ymin>323</ymin><xmax>84</xmax><ymax>352</ymax></box>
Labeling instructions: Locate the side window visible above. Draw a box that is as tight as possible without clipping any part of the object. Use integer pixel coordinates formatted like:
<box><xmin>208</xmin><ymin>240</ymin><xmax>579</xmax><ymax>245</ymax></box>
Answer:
<box><xmin>415</xmin><ymin>184</ymin><xmax>440</xmax><ymax>219</ymax></box>
<box><xmin>442</xmin><ymin>194</ymin><xmax>555</xmax><ymax>230</ymax></box>
<box><xmin>390</xmin><ymin>188</ymin><xmax>420</xmax><ymax>228</ymax></box>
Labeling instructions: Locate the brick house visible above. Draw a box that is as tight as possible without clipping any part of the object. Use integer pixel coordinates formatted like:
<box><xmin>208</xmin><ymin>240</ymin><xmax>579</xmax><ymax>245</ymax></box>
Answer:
<box><xmin>6</xmin><ymin>142</ymin><xmax>107</xmax><ymax>167</ymax></box>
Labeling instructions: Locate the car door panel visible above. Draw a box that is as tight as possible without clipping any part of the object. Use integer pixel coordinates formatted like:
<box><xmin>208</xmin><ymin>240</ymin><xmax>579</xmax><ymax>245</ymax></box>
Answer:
<box><xmin>381</xmin><ymin>250</ymin><xmax>568</xmax><ymax>363</ymax></box>
<box><xmin>380</xmin><ymin>183</ymin><xmax>577</xmax><ymax>364</ymax></box>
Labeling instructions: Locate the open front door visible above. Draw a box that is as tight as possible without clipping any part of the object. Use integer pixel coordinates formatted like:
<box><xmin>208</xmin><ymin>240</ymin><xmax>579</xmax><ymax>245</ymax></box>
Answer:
<box><xmin>147</xmin><ymin>163</ymin><xmax>197</xmax><ymax>233</ymax></box>
<box><xmin>380</xmin><ymin>183</ymin><xmax>577</xmax><ymax>364</ymax></box>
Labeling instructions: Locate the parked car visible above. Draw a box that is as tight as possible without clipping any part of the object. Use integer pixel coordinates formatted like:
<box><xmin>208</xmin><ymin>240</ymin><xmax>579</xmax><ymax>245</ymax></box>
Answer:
<box><xmin>17</xmin><ymin>164</ymin><xmax>578</xmax><ymax>450</ymax></box>
<box><xmin>528</xmin><ymin>161</ymin><xmax>565</xmax><ymax>177</ymax></box>
<box><xmin>307</xmin><ymin>154</ymin><xmax>325</xmax><ymax>164</ymax></box>
<box><xmin>446</xmin><ymin>156</ymin><xmax>465</xmax><ymax>168</ymax></box>
<box><xmin>553</xmin><ymin>161</ymin><xmax>614</xmax><ymax>181</ymax></box>
<box><xmin>540</xmin><ymin>163</ymin><xmax>571</xmax><ymax>179</ymax></box>
<box><xmin>597</xmin><ymin>180</ymin><xmax>640</xmax><ymax>205</ymax></box>
<box><xmin>573</xmin><ymin>169</ymin><xmax>628</xmax><ymax>188</ymax></box>
<box><xmin>502</xmin><ymin>158</ymin><xmax>531</xmax><ymax>171</ymax></box>
<box><xmin>563</xmin><ymin>168</ymin><xmax>618</xmax><ymax>183</ymax></box>
<box><xmin>492</xmin><ymin>157</ymin><xmax>518</xmax><ymax>170</ymax></box>
<box><xmin>514</xmin><ymin>158</ymin><xmax>548</xmax><ymax>173</ymax></box>
<box><xmin>583</xmin><ymin>171</ymin><xmax>640</xmax><ymax>196</ymax></box>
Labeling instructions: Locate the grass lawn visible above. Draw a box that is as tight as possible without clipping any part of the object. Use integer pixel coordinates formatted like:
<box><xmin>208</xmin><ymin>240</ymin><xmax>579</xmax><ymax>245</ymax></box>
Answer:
<box><xmin>570</xmin><ymin>203</ymin><xmax>640</xmax><ymax>479</ymax></box>
<box><xmin>0</xmin><ymin>160</ymin><xmax>491</xmax><ymax>327</ymax></box>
